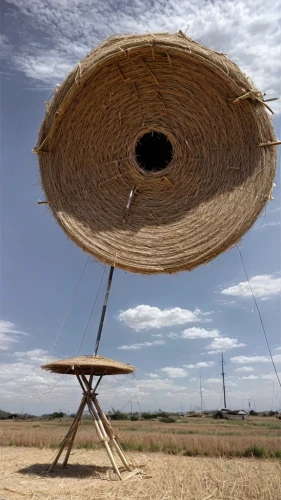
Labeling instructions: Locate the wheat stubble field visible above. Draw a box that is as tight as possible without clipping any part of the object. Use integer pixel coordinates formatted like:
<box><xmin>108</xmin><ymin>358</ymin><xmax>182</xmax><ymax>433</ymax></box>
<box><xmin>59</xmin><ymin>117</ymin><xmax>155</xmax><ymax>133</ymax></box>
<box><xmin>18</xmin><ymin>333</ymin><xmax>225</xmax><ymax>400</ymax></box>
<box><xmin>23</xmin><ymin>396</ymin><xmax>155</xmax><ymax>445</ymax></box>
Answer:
<box><xmin>1</xmin><ymin>417</ymin><xmax>281</xmax><ymax>500</ymax></box>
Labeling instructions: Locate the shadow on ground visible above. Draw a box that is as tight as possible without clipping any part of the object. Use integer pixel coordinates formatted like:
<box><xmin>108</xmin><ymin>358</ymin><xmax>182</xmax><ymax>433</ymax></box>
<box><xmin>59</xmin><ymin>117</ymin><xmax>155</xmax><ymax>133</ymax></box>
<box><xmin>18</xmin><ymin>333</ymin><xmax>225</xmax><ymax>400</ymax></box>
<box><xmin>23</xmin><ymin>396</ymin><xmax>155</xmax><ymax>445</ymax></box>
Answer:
<box><xmin>18</xmin><ymin>463</ymin><xmax>115</xmax><ymax>479</ymax></box>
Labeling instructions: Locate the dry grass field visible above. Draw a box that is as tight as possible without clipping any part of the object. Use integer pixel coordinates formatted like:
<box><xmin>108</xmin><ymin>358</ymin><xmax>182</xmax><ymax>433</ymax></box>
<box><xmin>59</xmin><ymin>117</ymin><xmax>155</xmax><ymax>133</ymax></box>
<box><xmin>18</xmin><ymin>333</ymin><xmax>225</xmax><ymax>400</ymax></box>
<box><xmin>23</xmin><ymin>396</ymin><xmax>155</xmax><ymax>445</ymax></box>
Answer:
<box><xmin>1</xmin><ymin>416</ymin><xmax>280</xmax><ymax>457</ymax></box>
<box><xmin>1</xmin><ymin>447</ymin><xmax>281</xmax><ymax>500</ymax></box>
<box><xmin>1</xmin><ymin>417</ymin><xmax>280</xmax><ymax>499</ymax></box>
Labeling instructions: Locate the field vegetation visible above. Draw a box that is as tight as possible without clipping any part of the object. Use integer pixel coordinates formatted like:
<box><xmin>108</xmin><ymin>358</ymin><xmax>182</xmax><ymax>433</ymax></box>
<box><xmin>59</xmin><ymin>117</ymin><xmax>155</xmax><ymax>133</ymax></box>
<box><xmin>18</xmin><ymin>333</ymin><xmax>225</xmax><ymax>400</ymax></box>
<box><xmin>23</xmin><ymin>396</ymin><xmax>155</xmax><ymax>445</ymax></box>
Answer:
<box><xmin>1</xmin><ymin>415</ymin><xmax>280</xmax><ymax>459</ymax></box>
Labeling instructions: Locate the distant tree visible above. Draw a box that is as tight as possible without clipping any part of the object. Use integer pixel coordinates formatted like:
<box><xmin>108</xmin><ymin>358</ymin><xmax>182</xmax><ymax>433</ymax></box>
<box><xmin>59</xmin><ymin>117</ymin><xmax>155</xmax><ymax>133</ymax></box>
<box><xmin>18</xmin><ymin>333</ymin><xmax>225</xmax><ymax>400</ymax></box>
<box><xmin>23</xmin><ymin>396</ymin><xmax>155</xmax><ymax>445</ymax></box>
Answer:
<box><xmin>268</xmin><ymin>410</ymin><xmax>277</xmax><ymax>416</ymax></box>
<box><xmin>109</xmin><ymin>410</ymin><xmax>128</xmax><ymax>420</ymax></box>
<box><xmin>249</xmin><ymin>410</ymin><xmax>258</xmax><ymax>416</ymax></box>
<box><xmin>141</xmin><ymin>412</ymin><xmax>168</xmax><ymax>419</ymax></box>
<box><xmin>42</xmin><ymin>411</ymin><xmax>65</xmax><ymax>419</ymax></box>
<box><xmin>0</xmin><ymin>409</ymin><xmax>11</xmax><ymax>420</ymax></box>
<box><xmin>159</xmin><ymin>416</ymin><xmax>176</xmax><ymax>423</ymax></box>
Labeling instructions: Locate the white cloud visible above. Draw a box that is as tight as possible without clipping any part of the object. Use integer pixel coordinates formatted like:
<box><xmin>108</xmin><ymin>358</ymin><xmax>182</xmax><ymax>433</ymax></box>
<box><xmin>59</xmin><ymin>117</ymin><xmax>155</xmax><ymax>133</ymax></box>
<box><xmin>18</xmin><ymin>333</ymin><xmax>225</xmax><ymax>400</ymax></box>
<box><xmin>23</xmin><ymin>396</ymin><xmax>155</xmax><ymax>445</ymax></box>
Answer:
<box><xmin>14</xmin><ymin>349</ymin><xmax>52</xmax><ymax>365</ymax></box>
<box><xmin>241</xmin><ymin>375</ymin><xmax>259</xmax><ymax>380</ymax></box>
<box><xmin>118</xmin><ymin>305</ymin><xmax>206</xmax><ymax>331</ymax></box>
<box><xmin>1</xmin><ymin>347</ymin><xmax>279</xmax><ymax>413</ymax></box>
<box><xmin>136</xmin><ymin>377</ymin><xmax>185</xmax><ymax>392</ymax></box>
<box><xmin>274</xmin><ymin>347</ymin><xmax>281</xmax><ymax>352</ymax></box>
<box><xmin>206</xmin><ymin>378</ymin><xmax>221</xmax><ymax>384</ymax></box>
<box><xmin>0</xmin><ymin>348</ymin><xmax>154</xmax><ymax>413</ymax></box>
<box><xmin>181</xmin><ymin>327</ymin><xmax>219</xmax><ymax>339</ymax></box>
<box><xmin>151</xmin><ymin>333</ymin><xmax>164</xmax><ymax>338</ymax></box>
<box><xmin>235</xmin><ymin>366</ymin><xmax>254</xmax><ymax>373</ymax></box>
<box><xmin>221</xmin><ymin>275</ymin><xmax>281</xmax><ymax>300</ymax></box>
<box><xmin>0</xmin><ymin>350</ymin><xmax>78</xmax><ymax>403</ymax></box>
<box><xmin>167</xmin><ymin>332</ymin><xmax>180</xmax><ymax>339</ymax></box>
<box><xmin>227</xmin><ymin>381</ymin><xmax>237</xmax><ymax>387</ymax></box>
<box><xmin>184</xmin><ymin>361</ymin><xmax>215</xmax><ymax>368</ymax></box>
<box><xmin>231</xmin><ymin>355</ymin><xmax>281</xmax><ymax>364</ymax></box>
<box><xmin>261</xmin><ymin>372</ymin><xmax>281</xmax><ymax>381</ymax></box>
<box><xmin>206</xmin><ymin>337</ymin><xmax>246</xmax><ymax>353</ymax></box>
<box><xmin>219</xmin><ymin>300</ymin><xmax>238</xmax><ymax>307</ymax></box>
<box><xmin>118</xmin><ymin>340</ymin><xmax>165</xmax><ymax>350</ymax></box>
<box><xmin>160</xmin><ymin>367</ymin><xmax>188</xmax><ymax>378</ymax></box>
<box><xmin>254</xmin><ymin>221</ymin><xmax>281</xmax><ymax>230</ymax></box>
<box><xmin>2</xmin><ymin>0</ymin><xmax>281</xmax><ymax>114</ymax></box>
<box><xmin>0</xmin><ymin>320</ymin><xmax>28</xmax><ymax>351</ymax></box>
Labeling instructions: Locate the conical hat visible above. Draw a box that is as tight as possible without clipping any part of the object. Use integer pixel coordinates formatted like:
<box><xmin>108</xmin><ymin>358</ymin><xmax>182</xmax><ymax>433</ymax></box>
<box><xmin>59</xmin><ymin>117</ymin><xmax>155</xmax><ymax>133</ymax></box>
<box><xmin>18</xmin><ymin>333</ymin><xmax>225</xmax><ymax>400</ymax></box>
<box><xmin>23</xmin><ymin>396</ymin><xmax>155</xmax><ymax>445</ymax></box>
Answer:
<box><xmin>41</xmin><ymin>355</ymin><xmax>135</xmax><ymax>376</ymax></box>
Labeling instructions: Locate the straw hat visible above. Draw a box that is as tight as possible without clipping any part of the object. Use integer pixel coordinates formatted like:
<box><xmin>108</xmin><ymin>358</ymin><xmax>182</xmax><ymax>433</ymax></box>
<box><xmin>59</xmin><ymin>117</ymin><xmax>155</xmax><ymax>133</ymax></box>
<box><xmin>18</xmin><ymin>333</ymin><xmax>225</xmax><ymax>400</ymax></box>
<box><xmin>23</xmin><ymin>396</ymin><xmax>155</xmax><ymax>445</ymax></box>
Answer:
<box><xmin>41</xmin><ymin>355</ymin><xmax>135</xmax><ymax>376</ymax></box>
<box><xmin>35</xmin><ymin>32</ymin><xmax>277</xmax><ymax>274</ymax></box>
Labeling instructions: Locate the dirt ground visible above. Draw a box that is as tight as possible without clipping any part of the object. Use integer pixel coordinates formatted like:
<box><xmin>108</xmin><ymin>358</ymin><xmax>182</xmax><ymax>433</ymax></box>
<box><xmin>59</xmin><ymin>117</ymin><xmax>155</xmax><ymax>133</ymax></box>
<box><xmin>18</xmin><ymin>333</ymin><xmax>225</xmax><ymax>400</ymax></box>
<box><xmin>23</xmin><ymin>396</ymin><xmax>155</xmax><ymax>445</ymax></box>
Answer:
<box><xmin>1</xmin><ymin>447</ymin><xmax>281</xmax><ymax>500</ymax></box>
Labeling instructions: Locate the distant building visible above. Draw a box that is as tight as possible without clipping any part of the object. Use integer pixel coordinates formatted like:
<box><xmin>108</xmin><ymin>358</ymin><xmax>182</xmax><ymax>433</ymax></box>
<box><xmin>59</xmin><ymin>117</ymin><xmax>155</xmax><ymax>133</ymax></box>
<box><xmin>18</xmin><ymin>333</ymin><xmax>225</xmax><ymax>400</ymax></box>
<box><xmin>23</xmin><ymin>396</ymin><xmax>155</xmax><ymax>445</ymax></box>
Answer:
<box><xmin>213</xmin><ymin>409</ymin><xmax>248</xmax><ymax>420</ymax></box>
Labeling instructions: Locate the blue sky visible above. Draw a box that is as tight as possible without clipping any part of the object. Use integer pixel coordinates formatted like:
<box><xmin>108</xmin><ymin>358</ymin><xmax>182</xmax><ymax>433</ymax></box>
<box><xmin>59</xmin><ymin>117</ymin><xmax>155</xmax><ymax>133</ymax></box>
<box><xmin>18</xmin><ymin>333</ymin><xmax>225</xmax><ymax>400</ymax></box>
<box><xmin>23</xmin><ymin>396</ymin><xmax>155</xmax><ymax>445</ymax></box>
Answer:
<box><xmin>0</xmin><ymin>0</ymin><xmax>280</xmax><ymax>415</ymax></box>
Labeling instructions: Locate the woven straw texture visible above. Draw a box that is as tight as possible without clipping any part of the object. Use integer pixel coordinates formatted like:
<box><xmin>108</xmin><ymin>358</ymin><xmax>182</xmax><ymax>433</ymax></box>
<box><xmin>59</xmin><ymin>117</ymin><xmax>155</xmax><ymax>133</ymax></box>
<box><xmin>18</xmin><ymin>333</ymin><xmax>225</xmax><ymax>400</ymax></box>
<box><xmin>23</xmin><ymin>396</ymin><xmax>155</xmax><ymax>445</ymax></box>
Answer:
<box><xmin>35</xmin><ymin>32</ymin><xmax>277</xmax><ymax>275</ymax></box>
<box><xmin>41</xmin><ymin>355</ymin><xmax>135</xmax><ymax>376</ymax></box>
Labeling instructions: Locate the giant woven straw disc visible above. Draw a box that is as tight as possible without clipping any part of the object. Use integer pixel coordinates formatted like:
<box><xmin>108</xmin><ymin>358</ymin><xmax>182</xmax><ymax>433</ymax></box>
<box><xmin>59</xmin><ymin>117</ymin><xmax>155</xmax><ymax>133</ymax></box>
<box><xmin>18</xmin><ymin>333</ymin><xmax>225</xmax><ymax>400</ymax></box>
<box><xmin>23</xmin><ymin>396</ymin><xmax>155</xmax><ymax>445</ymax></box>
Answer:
<box><xmin>41</xmin><ymin>355</ymin><xmax>135</xmax><ymax>376</ymax></box>
<box><xmin>36</xmin><ymin>32</ymin><xmax>277</xmax><ymax>274</ymax></box>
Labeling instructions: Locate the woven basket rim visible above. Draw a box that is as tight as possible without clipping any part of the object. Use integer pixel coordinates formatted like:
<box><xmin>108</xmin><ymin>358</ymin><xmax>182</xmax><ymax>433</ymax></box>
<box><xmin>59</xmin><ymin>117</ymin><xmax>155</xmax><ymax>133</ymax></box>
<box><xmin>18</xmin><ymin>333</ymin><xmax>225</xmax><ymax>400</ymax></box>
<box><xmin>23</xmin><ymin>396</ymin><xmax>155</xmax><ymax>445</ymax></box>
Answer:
<box><xmin>35</xmin><ymin>31</ymin><xmax>277</xmax><ymax>275</ymax></box>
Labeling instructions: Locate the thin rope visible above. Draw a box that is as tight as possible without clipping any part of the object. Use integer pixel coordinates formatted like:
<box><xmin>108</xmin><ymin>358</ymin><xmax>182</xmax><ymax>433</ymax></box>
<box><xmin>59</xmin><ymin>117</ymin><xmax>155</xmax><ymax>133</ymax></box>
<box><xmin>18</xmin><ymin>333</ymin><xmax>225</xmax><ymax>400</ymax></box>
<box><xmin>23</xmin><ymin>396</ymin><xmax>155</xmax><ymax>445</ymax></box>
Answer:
<box><xmin>236</xmin><ymin>245</ymin><xmax>281</xmax><ymax>388</ymax></box>
<box><xmin>119</xmin><ymin>389</ymin><xmax>143</xmax><ymax>413</ymax></box>
<box><xmin>36</xmin><ymin>265</ymin><xmax>107</xmax><ymax>411</ymax></box>
<box><xmin>77</xmin><ymin>265</ymin><xmax>106</xmax><ymax>354</ymax></box>
<box><xmin>109</xmin><ymin>373</ymin><xmax>143</xmax><ymax>415</ymax></box>
<box><xmin>50</xmin><ymin>255</ymin><xmax>90</xmax><ymax>355</ymax></box>
<box><xmin>40</xmin><ymin>369</ymin><xmax>71</xmax><ymax>398</ymax></box>
<box><xmin>37</xmin><ymin>255</ymin><xmax>90</xmax><ymax>402</ymax></box>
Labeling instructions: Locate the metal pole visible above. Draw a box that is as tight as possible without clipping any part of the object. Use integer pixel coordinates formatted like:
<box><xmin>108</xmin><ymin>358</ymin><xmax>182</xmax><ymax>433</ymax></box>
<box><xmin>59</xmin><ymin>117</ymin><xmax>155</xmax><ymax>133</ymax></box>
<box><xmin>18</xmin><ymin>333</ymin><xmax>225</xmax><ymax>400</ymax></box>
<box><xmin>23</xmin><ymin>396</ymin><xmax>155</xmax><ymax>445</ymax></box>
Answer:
<box><xmin>221</xmin><ymin>353</ymin><xmax>227</xmax><ymax>408</ymax></box>
<box><xmin>93</xmin><ymin>266</ymin><xmax>115</xmax><ymax>356</ymax></box>
<box><xmin>200</xmin><ymin>375</ymin><xmax>203</xmax><ymax>413</ymax></box>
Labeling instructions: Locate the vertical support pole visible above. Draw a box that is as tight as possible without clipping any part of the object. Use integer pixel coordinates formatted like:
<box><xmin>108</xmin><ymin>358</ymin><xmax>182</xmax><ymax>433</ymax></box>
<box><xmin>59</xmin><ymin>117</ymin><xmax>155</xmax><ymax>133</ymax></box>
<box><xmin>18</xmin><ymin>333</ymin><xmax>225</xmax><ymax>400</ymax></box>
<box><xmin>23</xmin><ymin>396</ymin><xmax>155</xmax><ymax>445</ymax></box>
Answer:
<box><xmin>93</xmin><ymin>396</ymin><xmax>131</xmax><ymax>471</ymax></box>
<box><xmin>89</xmin><ymin>366</ymin><xmax>94</xmax><ymax>388</ymax></box>
<box><xmin>199</xmin><ymin>375</ymin><xmax>203</xmax><ymax>414</ymax></box>
<box><xmin>93</xmin><ymin>266</ymin><xmax>114</xmax><ymax>356</ymax></box>
<box><xmin>49</xmin><ymin>395</ymin><xmax>87</xmax><ymax>472</ymax></box>
<box><xmin>62</xmin><ymin>415</ymin><xmax>81</xmax><ymax>468</ymax></box>
<box><xmin>87</xmin><ymin>398</ymin><xmax>122</xmax><ymax>480</ymax></box>
<box><xmin>221</xmin><ymin>353</ymin><xmax>227</xmax><ymax>409</ymax></box>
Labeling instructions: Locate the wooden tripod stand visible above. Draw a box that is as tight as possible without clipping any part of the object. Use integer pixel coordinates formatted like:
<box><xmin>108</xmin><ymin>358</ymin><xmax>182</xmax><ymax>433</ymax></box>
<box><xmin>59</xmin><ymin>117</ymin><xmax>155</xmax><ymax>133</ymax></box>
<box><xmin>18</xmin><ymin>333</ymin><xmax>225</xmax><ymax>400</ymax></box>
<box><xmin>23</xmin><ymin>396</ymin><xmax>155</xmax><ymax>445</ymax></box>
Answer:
<box><xmin>48</xmin><ymin>366</ymin><xmax>132</xmax><ymax>480</ymax></box>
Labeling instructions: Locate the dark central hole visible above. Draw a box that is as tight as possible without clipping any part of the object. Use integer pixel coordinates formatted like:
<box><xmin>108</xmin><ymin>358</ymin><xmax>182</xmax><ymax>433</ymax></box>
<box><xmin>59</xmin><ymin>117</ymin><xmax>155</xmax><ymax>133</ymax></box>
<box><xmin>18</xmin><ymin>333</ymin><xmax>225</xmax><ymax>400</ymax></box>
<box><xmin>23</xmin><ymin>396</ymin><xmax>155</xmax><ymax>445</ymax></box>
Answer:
<box><xmin>135</xmin><ymin>132</ymin><xmax>173</xmax><ymax>172</ymax></box>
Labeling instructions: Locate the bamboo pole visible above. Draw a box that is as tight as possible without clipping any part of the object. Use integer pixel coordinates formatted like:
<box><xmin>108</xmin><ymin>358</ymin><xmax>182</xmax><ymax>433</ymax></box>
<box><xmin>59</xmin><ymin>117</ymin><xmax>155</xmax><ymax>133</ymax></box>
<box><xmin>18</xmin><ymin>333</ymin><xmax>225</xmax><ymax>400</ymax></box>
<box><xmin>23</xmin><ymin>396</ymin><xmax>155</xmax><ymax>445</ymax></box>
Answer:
<box><xmin>89</xmin><ymin>366</ymin><xmax>94</xmax><ymax>388</ymax></box>
<box><xmin>87</xmin><ymin>398</ymin><xmax>122</xmax><ymax>480</ymax></box>
<box><xmin>93</xmin><ymin>396</ymin><xmax>131</xmax><ymax>470</ymax></box>
<box><xmin>49</xmin><ymin>395</ymin><xmax>87</xmax><ymax>471</ymax></box>
<box><xmin>62</xmin><ymin>416</ymin><xmax>81</xmax><ymax>468</ymax></box>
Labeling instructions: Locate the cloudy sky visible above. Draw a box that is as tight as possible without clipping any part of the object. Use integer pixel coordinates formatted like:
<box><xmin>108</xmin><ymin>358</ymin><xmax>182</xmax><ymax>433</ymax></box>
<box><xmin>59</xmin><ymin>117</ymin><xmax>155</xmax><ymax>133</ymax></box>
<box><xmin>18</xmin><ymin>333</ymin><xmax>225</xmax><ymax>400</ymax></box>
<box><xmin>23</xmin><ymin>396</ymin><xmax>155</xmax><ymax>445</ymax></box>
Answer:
<box><xmin>1</xmin><ymin>0</ymin><xmax>280</xmax><ymax>415</ymax></box>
